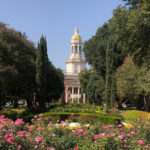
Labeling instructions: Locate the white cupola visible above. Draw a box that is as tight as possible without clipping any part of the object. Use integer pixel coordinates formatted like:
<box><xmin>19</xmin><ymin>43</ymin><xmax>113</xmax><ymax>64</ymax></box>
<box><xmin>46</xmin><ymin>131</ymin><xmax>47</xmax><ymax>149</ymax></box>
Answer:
<box><xmin>70</xmin><ymin>27</ymin><xmax>82</xmax><ymax>60</ymax></box>
<box><xmin>65</xmin><ymin>27</ymin><xmax>86</xmax><ymax>75</ymax></box>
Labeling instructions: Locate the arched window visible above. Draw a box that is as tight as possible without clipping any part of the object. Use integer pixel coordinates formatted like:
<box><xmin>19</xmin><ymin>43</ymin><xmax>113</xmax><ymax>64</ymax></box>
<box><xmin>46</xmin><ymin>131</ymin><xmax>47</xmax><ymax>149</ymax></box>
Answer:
<box><xmin>75</xmin><ymin>46</ymin><xmax>78</xmax><ymax>53</ymax></box>
<box><xmin>79</xmin><ymin>46</ymin><xmax>81</xmax><ymax>53</ymax></box>
<box><xmin>72</xmin><ymin>46</ymin><xmax>73</xmax><ymax>53</ymax></box>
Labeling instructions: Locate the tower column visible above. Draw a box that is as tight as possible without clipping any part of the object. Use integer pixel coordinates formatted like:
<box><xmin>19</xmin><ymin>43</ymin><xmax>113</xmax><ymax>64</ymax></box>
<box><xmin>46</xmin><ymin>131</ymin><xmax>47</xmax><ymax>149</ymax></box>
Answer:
<box><xmin>78</xmin><ymin>87</ymin><xmax>80</xmax><ymax>103</ymax></box>
<box><xmin>83</xmin><ymin>93</ymin><xmax>86</xmax><ymax>104</ymax></box>
<box><xmin>65</xmin><ymin>87</ymin><xmax>68</xmax><ymax>103</ymax></box>
<box><xmin>72</xmin><ymin>87</ymin><xmax>74</xmax><ymax>103</ymax></box>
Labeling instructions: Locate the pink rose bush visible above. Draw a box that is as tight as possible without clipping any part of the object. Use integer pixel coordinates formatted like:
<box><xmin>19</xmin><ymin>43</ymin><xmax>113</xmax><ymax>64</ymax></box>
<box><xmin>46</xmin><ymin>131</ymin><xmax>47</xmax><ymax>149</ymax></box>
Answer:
<box><xmin>0</xmin><ymin>114</ymin><xmax>150</xmax><ymax>149</ymax></box>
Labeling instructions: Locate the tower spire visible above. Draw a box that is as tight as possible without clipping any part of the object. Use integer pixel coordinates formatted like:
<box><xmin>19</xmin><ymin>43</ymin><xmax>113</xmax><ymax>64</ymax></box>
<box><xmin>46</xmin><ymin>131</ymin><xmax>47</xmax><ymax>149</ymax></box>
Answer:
<box><xmin>74</xmin><ymin>27</ymin><xmax>79</xmax><ymax>34</ymax></box>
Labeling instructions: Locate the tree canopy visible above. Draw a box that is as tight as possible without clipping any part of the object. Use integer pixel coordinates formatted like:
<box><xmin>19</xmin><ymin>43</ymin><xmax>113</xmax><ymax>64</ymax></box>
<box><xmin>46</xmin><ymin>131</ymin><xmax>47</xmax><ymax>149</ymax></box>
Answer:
<box><xmin>0</xmin><ymin>22</ymin><xmax>36</xmax><ymax>108</ymax></box>
<box><xmin>79</xmin><ymin>69</ymin><xmax>104</xmax><ymax>105</ymax></box>
<box><xmin>0</xmin><ymin>22</ymin><xmax>64</xmax><ymax>110</ymax></box>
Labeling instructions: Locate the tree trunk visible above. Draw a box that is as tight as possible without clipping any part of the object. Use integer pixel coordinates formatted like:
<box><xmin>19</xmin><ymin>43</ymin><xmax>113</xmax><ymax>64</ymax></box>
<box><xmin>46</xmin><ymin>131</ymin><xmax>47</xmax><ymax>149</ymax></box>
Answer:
<box><xmin>136</xmin><ymin>94</ymin><xmax>144</xmax><ymax>110</ymax></box>
<box><xmin>13</xmin><ymin>98</ymin><xmax>18</xmax><ymax>108</ymax></box>
<box><xmin>144</xmin><ymin>95</ymin><xmax>150</xmax><ymax>112</ymax></box>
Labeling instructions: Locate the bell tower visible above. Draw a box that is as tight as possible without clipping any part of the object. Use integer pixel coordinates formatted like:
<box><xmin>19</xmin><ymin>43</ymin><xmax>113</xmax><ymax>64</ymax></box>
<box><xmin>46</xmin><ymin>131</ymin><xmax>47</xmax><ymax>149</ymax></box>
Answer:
<box><xmin>66</xmin><ymin>27</ymin><xmax>86</xmax><ymax>74</ymax></box>
<box><xmin>70</xmin><ymin>27</ymin><xmax>82</xmax><ymax>60</ymax></box>
<box><xmin>64</xmin><ymin>27</ymin><xmax>86</xmax><ymax>104</ymax></box>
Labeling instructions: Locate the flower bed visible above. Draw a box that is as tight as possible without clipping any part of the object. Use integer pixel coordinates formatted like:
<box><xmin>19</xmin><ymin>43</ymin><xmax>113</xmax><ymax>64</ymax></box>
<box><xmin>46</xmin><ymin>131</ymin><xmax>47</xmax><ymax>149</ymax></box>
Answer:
<box><xmin>0</xmin><ymin>114</ymin><xmax>150</xmax><ymax>150</ymax></box>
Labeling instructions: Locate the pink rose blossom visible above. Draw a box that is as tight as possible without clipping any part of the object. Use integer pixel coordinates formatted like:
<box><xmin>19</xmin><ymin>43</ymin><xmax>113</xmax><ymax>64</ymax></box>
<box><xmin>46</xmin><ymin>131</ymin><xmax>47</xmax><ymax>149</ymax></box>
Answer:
<box><xmin>34</xmin><ymin>145</ymin><xmax>38</xmax><ymax>149</ymax></box>
<box><xmin>110</xmin><ymin>133</ymin><xmax>115</xmax><ymax>137</ymax></box>
<box><xmin>138</xmin><ymin>140</ymin><xmax>144</xmax><ymax>145</ymax></box>
<box><xmin>108</xmin><ymin>124</ymin><xmax>113</xmax><ymax>128</ymax></box>
<box><xmin>35</xmin><ymin>136</ymin><xmax>44</xmax><ymax>142</ymax></box>
<box><xmin>144</xmin><ymin>145</ymin><xmax>149</xmax><ymax>149</ymax></box>
<box><xmin>49</xmin><ymin>121</ymin><xmax>52</xmax><ymax>125</ymax></box>
<box><xmin>28</xmin><ymin>128</ymin><xmax>32</xmax><ymax>132</ymax></box>
<box><xmin>99</xmin><ymin>133</ymin><xmax>105</xmax><ymax>137</ymax></box>
<box><xmin>83</xmin><ymin>131</ymin><xmax>88</xmax><ymax>135</ymax></box>
<box><xmin>18</xmin><ymin>145</ymin><xmax>22</xmax><ymax>150</ymax></box>
<box><xmin>104</xmin><ymin>126</ymin><xmax>109</xmax><ymax>130</ymax></box>
<box><xmin>3</xmin><ymin>134</ymin><xmax>8</xmax><ymax>139</ymax></box>
<box><xmin>31</xmin><ymin>119</ymin><xmax>34</xmax><ymax>122</ymax></box>
<box><xmin>39</xmin><ymin>114</ymin><xmax>43</xmax><ymax>117</ymax></box>
<box><xmin>118</xmin><ymin>124</ymin><xmax>122</xmax><ymax>128</ymax></box>
<box><xmin>0</xmin><ymin>124</ymin><xmax>3</xmax><ymax>129</ymax></box>
<box><xmin>94</xmin><ymin>134</ymin><xmax>99</xmax><ymax>140</ymax></box>
<box><xmin>6</xmin><ymin>138</ymin><xmax>14</xmax><ymax>144</ymax></box>
<box><xmin>118</xmin><ymin>135</ymin><xmax>124</xmax><ymax>139</ymax></box>
<box><xmin>15</xmin><ymin>119</ymin><xmax>24</xmax><ymax>126</ymax></box>
<box><xmin>131</xmin><ymin>131</ymin><xmax>135</xmax><ymax>135</ymax></box>
<box><xmin>51</xmin><ymin>133</ymin><xmax>56</xmax><ymax>137</ymax></box>
<box><xmin>77</xmin><ymin>129</ymin><xmax>83</xmax><ymax>135</ymax></box>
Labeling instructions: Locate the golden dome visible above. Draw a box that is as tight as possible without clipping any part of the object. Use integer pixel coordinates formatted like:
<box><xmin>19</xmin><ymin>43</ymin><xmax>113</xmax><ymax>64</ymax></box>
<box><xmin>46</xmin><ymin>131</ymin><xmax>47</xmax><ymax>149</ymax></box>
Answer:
<box><xmin>71</xmin><ymin>34</ymin><xmax>82</xmax><ymax>40</ymax></box>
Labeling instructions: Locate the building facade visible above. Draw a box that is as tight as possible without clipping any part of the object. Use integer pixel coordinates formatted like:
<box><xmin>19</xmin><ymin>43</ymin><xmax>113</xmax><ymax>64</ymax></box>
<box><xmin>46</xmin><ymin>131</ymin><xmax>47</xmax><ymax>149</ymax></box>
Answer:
<box><xmin>64</xmin><ymin>27</ymin><xmax>86</xmax><ymax>104</ymax></box>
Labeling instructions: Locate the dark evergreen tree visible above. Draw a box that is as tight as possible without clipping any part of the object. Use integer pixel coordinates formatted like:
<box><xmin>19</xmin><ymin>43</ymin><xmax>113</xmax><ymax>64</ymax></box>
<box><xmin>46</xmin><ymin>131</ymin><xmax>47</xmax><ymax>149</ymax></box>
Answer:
<box><xmin>79</xmin><ymin>69</ymin><xmax>105</xmax><ymax>105</ymax></box>
<box><xmin>105</xmin><ymin>40</ymin><xmax>112</xmax><ymax>111</ymax></box>
<box><xmin>36</xmin><ymin>36</ymin><xmax>49</xmax><ymax>109</ymax></box>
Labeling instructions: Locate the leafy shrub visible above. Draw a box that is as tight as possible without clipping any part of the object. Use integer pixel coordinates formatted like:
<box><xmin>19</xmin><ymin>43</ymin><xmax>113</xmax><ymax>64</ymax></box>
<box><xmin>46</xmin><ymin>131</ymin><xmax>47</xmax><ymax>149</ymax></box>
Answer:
<box><xmin>98</xmin><ymin>137</ymin><xmax>120</xmax><ymax>150</ymax></box>
<box><xmin>0</xmin><ymin>108</ymin><xmax>35</xmax><ymax>122</ymax></box>
<box><xmin>49</xmin><ymin>103</ymin><xmax>102</xmax><ymax>113</ymax></box>
<box><xmin>0</xmin><ymin>109</ymin><xmax>18</xmax><ymax>120</ymax></box>
<box><xmin>124</xmin><ymin>110</ymin><xmax>150</xmax><ymax>122</ymax></box>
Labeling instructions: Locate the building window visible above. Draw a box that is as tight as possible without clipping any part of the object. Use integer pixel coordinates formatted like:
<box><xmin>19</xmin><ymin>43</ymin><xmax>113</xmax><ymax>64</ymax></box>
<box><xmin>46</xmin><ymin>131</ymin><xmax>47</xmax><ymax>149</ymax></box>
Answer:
<box><xmin>79</xmin><ymin>46</ymin><xmax>81</xmax><ymax>53</ymax></box>
<box><xmin>74</xmin><ymin>87</ymin><xmax>78</xmax><ymax>94</ymax></box>
<box><xmin>74</xmin><ymin>65</ymin><xmax>78</xmax><ymax>73</ymax></box>
<box><xmin>68</xmin><ymin>87</ymin><xmax>72</xmax><ymax>94</ymax></box>
<box><xmin>72</xmin><ymin>46</ymin><xmax>73</xmax><ymax>53</ymax></box>
<box><xmin>75</xmin><ymin>46</ymin><xmax>78</xmax><ymax>53</ymax></box>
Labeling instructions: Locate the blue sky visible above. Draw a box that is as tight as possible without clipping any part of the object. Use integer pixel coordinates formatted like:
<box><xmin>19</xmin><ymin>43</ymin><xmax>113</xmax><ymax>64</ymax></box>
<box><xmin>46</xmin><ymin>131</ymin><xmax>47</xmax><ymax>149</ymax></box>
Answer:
<box><xmin>0</xmin><ymin>0</ymin><xmax>123</xmax><ymax>71</ymax></box>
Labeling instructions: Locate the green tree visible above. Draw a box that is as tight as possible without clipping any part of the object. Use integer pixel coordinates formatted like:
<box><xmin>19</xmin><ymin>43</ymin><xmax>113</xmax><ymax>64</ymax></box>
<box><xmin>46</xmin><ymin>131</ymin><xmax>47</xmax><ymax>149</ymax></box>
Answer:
<box><xmin>79</xmin><ymin>69</ymin><xmax>105</xmax><ymax>105</ymax></box>
<box><xmin>36</xmin><ymin>37</ymin><xmax>64</xmax><ymax>108</ymax></box>
<box><xmin>0</xmin><ymin>22</ymin><xmax>36</xmax><ymax>109</ymax></box>
<box><xmin>79</xmin><ymin>69</ymin><xmax>91</xmax><ymax>94</ymax></box>
<box><xmin>36</xmin><ymin>36</ymin><xmax>49</xmax><ymax>109</ymax></box>
<box><xmin>122</xmin><ymin>0</ymin><xmax>142</xmax><ymax>8</ymax></box>
<box><xmin>105</xmin><ymin>40</ymin><xmax>112</xmax><ymax>111</ymax></box>
<box><xmin>116</xmin><ymin>56</ymin><xmax>150</xmax><ymax>111</ymax></box>
<box><xmin>83</xmin><ymin>24</ymin><xmax>109</xmax><ymax>79</ymax></box>
<box><xmin>83</xmin><ymin>20</ymin><xmax>125</xmax><ymax>110</ymax></box>
<box><xmin>136</xmin><ymin>64</ymin><xmax>150</xmax><ymax>111</ymax></box>
<box><xmin>87</xmin><ymin>72</ymin><xmax>105</xmax><ymax>105</ymax></box>
<box><xmin>116</xmin><ymin>56</ymin><xmax>139</xmax><ymax>107</ymax></box>
<box><xmin>110</xmin><ymin>1</ymin><xmax>150</xmax><ymax>66</ymax></box>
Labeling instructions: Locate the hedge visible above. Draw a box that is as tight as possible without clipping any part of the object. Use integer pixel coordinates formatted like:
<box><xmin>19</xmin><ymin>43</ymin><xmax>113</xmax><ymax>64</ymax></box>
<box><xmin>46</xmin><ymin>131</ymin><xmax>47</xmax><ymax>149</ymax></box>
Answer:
<box><xmin>42</xmin><ymin>112</ymin><xmax>124</xmax><ymax>124</ymax></box>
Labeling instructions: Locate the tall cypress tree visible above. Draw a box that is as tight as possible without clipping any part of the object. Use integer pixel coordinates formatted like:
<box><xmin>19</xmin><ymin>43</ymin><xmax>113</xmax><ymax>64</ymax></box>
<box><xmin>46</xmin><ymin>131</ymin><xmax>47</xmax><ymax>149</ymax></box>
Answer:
<box><xmin>105</xmin><ymin>39</ymin><xmax>117</xmax><ymax>111</ymax></box>
<box><xmin>110</xmin><ymin>72</ymin><xmax>116</xmax><ymax>107</ymax></box>
<box><xmin>36</xmin><ymin>35</ymin><xmax>49</xmax><ymax>109</ymax></box>
<box><xmin>105</xmin><ymin>40</ymin><xmax>112</xmax><ymax>111</ymax></box>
